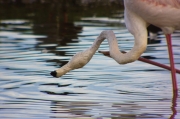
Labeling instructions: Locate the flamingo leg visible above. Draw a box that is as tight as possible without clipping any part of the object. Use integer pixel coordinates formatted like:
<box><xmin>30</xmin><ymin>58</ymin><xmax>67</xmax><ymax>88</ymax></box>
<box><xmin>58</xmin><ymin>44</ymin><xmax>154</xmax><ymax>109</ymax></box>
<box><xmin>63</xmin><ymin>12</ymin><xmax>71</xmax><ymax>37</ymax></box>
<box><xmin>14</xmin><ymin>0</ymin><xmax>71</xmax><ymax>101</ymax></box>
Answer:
<box><xmin>99</xmin><ymin>34</ymin><xmax>179</xmax><ymax>93</ymax></box>
<box><xmin>98</xmin><ymin>51</ymin><xmax>180</xmax><ymax>74</ymax></box>
<box><xmin>99</xmin><ymin>44</ymin><xmax>179</xmax><ymax>93</ymax></box>
<box><xmin>166</xmin><ymin>34</ymin><xmax>178</xmax><ymax>92</ymax></box>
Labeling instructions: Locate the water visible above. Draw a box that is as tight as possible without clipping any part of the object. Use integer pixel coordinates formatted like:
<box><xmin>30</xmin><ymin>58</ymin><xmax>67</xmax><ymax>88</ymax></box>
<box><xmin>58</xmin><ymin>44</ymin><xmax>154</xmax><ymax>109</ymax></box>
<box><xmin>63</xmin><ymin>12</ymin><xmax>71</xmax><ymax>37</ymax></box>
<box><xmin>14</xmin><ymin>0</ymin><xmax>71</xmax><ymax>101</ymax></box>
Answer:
<box><xmin>0</xmin><ymin>3</ymin><xmax>180</xmax><ymax>119</ymax></box>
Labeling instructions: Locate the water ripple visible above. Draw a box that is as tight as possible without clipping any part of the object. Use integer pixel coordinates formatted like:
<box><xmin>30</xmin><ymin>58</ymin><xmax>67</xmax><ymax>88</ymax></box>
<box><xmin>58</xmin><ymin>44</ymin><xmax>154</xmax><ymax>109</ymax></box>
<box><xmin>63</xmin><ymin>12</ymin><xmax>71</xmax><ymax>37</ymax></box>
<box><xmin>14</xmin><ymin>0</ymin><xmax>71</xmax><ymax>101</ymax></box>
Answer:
<box><xmin>0</xmin><ymin>7</ymin><xmax>180</xmax><ymax>119</ymax></box>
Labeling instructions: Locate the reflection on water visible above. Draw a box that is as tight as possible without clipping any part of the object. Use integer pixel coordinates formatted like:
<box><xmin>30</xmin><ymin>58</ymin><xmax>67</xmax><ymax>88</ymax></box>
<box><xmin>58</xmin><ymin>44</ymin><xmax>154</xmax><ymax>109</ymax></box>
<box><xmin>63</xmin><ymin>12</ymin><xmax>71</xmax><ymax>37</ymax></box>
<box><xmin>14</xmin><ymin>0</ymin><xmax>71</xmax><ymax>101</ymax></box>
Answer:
<box><xmin>0</xmin><ymin>3</ymin><xmax>180</xmax><ymax>119</ymax></box>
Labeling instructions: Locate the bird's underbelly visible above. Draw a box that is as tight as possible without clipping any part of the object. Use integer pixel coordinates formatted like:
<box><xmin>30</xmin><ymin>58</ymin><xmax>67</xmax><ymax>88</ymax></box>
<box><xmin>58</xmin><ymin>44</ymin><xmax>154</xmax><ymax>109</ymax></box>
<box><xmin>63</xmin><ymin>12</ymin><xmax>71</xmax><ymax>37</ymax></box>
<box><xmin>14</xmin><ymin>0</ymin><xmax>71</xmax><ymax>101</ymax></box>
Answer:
<box><xmin>126</xmin><ymin>0</ymin><xmax>180</xmax><ymax>33</ymax></box>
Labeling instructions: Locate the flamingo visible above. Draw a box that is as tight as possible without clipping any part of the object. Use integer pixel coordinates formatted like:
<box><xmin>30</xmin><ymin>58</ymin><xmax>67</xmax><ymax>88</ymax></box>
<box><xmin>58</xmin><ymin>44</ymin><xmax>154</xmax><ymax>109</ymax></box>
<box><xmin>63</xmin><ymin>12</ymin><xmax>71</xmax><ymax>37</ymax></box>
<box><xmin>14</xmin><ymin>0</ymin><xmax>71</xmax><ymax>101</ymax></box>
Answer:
<box><xmin>51</xmin><ymin>0</ymin><xmax>180</xmax><ymax>93</ymax></box>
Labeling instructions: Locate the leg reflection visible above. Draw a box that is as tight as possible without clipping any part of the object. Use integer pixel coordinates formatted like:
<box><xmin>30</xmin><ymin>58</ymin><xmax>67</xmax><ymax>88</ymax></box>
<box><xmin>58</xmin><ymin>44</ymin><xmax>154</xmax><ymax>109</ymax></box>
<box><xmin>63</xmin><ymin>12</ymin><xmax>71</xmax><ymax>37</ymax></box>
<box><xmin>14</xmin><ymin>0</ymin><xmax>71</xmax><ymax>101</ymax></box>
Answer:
<box><xmin>170</xmin><ymin>90</ymin><xmax>178</xmax><ymax>119</ymax></box>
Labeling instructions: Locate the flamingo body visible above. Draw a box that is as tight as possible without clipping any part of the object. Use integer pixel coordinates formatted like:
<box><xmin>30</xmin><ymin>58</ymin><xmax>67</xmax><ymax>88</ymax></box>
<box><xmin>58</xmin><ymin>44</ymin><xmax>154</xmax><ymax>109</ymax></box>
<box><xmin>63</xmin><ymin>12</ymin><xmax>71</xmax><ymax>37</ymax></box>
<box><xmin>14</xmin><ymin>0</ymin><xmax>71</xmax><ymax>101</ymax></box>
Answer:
<box><xmin>125</xmin><ymin>0</ymin><xmax>180</xmax><ymax>34</ymax></box>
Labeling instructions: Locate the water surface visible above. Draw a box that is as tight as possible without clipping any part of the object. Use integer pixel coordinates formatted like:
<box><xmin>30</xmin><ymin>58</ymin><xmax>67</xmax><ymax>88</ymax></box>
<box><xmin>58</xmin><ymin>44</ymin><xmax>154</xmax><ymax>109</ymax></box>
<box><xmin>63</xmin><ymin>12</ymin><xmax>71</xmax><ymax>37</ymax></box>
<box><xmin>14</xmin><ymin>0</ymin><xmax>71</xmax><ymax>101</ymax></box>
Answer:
<box><xmin>0</xmin><ymin>3</ymin><xmax>180</xmax><ymax>119</ymax></box>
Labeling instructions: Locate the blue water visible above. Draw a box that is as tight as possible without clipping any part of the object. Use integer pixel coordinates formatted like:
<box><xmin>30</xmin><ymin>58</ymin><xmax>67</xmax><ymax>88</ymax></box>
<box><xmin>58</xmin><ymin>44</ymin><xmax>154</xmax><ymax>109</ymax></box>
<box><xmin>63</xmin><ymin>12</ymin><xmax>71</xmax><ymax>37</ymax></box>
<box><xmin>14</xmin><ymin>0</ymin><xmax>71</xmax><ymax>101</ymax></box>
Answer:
<box><xmin>0</xmin><ymin>6</ymin><xmax>180</xmax><ymax>119</ymax></box>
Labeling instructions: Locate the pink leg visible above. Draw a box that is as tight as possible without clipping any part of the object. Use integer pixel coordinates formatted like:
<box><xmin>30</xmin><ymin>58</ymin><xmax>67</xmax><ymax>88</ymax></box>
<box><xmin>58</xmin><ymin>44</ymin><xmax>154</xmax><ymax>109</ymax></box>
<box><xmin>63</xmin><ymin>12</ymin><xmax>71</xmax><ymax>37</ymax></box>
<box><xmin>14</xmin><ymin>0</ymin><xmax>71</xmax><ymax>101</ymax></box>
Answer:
<box><xmin>98</xmin><ymin>51</ymin><xmax>180</xmax><ymax>74</ymax></box>
<box><xmin>166</xmin><ymin>34</ymin><xmax>178</xmax><ymax>92</ymax></box>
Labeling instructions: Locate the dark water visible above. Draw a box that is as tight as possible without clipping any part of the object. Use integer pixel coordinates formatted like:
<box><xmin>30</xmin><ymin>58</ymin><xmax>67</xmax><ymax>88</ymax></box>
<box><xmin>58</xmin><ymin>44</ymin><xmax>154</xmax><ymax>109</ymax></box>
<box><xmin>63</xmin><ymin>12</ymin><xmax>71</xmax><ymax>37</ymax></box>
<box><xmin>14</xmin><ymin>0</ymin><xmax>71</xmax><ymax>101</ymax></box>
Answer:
<box><xmin>0</xmin><ymin>3</ymin><xmax>180</xmax><ymax>119</ymax></box>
